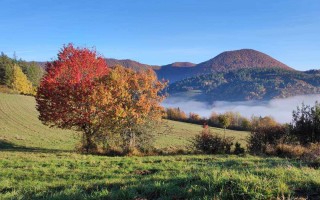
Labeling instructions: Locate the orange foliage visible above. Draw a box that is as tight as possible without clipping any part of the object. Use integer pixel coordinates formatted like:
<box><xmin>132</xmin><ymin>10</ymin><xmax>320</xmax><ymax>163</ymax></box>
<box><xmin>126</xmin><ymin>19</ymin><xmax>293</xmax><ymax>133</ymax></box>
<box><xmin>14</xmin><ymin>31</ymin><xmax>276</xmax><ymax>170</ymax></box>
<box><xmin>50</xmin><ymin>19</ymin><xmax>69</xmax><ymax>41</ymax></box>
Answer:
<box><xmin>36</xmin><ymin>45</ymin><xmax>166</xmax><ymax>153</ymax></box>
<box><xmin>92</xmin><ymin>65</ymin><xmax>166</xmax><ymax>129</ymax></box>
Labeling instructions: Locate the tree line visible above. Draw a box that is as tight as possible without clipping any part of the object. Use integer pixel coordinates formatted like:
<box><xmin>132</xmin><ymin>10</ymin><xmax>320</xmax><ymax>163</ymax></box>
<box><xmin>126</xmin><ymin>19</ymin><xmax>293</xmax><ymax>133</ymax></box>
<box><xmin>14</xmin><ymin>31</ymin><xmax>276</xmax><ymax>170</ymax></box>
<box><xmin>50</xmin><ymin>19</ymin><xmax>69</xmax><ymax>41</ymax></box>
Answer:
<box><xmin>165</xmin><ymin>107</ymin><xmax>275</xmax><ymax>131</ymax></box>
<box><xmin>0</xmin><ymin>53</ymin><xmax>43</xmax><ymax>95</ymax></box>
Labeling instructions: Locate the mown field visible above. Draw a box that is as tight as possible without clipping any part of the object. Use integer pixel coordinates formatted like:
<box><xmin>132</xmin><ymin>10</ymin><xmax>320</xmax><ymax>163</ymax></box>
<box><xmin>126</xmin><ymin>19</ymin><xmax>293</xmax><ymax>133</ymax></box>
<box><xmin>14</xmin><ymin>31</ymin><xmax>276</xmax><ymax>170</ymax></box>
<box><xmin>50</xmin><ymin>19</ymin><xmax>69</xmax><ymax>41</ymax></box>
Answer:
<box><xmin>0</xmin><ymin>93</ymin><xmax>248</xmax><ymax>151</ymax></box>
<box><xmin>1</xmin><ymin>93</ymin><xmax>320</xmax><ymax>199</ymax></box>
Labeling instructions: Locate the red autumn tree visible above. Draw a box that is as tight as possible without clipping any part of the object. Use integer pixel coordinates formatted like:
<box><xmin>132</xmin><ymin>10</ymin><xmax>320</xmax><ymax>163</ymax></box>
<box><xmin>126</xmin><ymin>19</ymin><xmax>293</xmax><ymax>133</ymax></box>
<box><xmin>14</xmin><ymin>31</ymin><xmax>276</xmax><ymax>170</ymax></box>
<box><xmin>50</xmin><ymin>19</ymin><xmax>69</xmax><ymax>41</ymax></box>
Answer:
<box><xmin>36</xmin><ymin>44</ymin><xmax>108</xmax><ymax>152</ymax></box>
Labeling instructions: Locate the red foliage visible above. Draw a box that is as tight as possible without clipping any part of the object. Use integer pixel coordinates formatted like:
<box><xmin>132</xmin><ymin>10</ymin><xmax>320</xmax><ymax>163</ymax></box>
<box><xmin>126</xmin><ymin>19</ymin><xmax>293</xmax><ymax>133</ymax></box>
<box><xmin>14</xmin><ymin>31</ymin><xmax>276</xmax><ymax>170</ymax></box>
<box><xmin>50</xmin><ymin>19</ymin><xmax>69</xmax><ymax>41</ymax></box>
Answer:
<box><xmin>36</xmin><ymin>44</ymin><xmax>108</xmax><ymax>129</ymax></box>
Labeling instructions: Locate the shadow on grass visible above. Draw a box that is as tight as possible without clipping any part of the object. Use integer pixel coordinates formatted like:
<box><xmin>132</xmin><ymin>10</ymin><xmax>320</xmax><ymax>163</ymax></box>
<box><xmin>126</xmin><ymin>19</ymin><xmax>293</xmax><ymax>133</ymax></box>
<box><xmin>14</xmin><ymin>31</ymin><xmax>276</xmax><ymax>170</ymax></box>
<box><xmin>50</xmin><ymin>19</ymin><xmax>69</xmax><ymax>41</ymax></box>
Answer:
<box><xmin>6</xmin><ymin>176</ymin><xmax>320</xmax><ymax>200</ymax></box>
<box><xmin>0</xmin><ymin>140</ymin><xmax>73</xmax><ymax>153</ymax></box>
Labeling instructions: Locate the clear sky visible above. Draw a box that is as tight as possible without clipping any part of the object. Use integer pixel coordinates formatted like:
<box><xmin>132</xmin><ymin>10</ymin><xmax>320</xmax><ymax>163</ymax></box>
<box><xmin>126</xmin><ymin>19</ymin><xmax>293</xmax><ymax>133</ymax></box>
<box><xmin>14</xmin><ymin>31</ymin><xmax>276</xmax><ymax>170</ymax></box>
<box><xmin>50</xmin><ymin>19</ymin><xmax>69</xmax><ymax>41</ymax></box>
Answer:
<box><xmin>1</xmin><ymin>0</ymin><xmax>319</xmax><ymax>70</ymax></box>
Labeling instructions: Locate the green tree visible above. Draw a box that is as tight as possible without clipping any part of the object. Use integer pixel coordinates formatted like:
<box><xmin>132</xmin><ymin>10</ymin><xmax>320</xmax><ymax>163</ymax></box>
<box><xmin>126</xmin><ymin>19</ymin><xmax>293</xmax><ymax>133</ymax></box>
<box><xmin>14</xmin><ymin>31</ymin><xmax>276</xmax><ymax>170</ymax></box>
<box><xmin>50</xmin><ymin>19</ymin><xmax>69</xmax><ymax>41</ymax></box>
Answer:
<box><xmin>291</xmin><ymin>102</ymin><xmax>320</xmax><ymax>144</ymax></box>
<box><xmin>19</xmin><ymin>61</ymin><xmax>44</xmax><ymax>87</ymax></box>
<box><xmin>218</xmin><ymin>114</ymin><xmax>231</xmax><ymax>132</ymax></box>
<box><xmin>0</xmin><ymin>53</ymin><xmax>14</xmax><ymax>86</ymax></box>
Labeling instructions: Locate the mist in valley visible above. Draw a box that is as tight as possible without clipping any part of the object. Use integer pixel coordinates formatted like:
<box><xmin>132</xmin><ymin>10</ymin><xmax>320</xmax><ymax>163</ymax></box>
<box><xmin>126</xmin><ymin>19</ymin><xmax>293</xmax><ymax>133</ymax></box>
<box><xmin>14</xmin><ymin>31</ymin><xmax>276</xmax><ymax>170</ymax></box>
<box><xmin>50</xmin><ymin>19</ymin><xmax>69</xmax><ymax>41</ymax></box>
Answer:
<box><xmin>162</xmin><ymin>94</ymin><xmax>320</xmax><ymax>123</ymax></box>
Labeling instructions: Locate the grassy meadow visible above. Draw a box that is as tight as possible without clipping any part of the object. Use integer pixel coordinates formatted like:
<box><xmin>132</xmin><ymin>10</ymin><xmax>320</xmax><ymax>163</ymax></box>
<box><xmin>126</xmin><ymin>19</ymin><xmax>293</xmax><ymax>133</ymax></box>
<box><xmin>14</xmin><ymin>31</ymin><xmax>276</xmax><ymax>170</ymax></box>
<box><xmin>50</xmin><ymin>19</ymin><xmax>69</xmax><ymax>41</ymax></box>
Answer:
<box><xmin>0</xmin><ymin>93</ymin><xmax>248</xmax><ymax>151</ymax></box>
<box><xmin>1</xmin><ymin>151</ymin><xmax>320</xmax><ymax>200</ymax></box>
<box><xmin>1</xmin><ymin>93</ymin><xmax>320</xmax><ymax>199</ymax></box>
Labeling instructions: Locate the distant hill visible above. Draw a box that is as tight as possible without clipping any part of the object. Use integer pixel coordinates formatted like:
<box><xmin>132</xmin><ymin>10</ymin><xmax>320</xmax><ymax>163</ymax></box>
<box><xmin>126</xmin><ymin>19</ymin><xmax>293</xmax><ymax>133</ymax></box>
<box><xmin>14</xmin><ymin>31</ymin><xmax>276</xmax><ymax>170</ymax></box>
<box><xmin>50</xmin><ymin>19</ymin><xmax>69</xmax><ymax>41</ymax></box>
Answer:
<box><xmin>163</xmin><ymin>62</ymin><xmax>196</xmax><ymax>68</ymax></box>
<box><xmin>155</xmin><ymin>49</ymin><xmax>294</xmax><ymax>83</ymax></box>
<box><xmin>35</xmin><ymin>49</ymin><xmax>294</xmax><ymax>84</ymax></box>
<box><xmin>35</xmin><ymin>59</ymin><xmax>158</xmax><ymax>72</ymax></box>
<box><xmin>14</xmin><ymin>50</ymin><xmax>320</xmax><ymax>102</ymax></box>
<box><xmin>105</xmin><ymin>58</ymin><xmax>158</xmax><ymax>71</ymax></box>
<box><xmin>155</xmin><ymin>62</ymin><xmax>197</xmax><ymax>83</ymax></box>
<box><xmin>34</xmin><ymin>61</ymin><xmax>46</xmax><ymax>68</ymax></box>
<box><xmin>169</xmin><ymin>68</ymin><xmax>320</xmax><ymax>101</ymax></box>
<box><xmin>195</xmin><ymin>49</ymin><xmax>293</xmax><ymax>73</ymax></box>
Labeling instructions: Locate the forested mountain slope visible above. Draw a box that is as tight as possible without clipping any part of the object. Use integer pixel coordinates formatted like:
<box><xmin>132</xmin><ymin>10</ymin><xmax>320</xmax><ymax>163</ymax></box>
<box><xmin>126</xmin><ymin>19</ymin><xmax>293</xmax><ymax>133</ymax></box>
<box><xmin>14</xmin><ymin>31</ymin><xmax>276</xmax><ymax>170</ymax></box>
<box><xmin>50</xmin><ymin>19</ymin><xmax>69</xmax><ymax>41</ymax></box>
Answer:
<box><xmin>169</xmin><ymin>68</ymin><xmax>320</xmax><ymax>101</ymax></box>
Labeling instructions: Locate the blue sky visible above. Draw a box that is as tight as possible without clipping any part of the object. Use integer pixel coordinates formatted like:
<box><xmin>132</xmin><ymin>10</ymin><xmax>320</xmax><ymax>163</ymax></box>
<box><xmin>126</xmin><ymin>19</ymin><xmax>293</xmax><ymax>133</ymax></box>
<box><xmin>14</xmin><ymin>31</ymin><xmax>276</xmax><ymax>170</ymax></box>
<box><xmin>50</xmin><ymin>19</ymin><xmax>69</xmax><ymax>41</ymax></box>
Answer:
<box><xmin>1</xmin><ymin>0</ymin><xmax>319</xmax><ymax>70</ymax></box>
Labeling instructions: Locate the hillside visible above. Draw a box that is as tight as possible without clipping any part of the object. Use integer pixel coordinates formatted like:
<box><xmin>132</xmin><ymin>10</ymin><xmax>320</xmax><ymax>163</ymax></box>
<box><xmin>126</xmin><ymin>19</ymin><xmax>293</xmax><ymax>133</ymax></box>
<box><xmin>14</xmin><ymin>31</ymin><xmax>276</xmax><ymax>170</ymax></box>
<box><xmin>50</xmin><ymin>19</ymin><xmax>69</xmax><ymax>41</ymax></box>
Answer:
<box><xmin>105</xmin><ymin>58</ymin><xmax>158</xmax><ymax>71</ymax></box>
<box><xmin>169</xmin><ymin>68</ymin><xmax>320</xmax><ymax>101</ymax></box>
<box><xmin>1</xmin><ymin>95</ymin><xmax>319</xmax><ymax>200</ymax></box>
<box><xmin>155</xmin><ymin>62</ymin><xmax>197</xmax><ymax>83</ymax></box>
<box><xmin>0</xmin><ymin>93</ymin><xmax>77</xmax><ymax>150</ymax></box>
<box><xmin>195</xmin><ymin>49</ymin><xmax>293</xmax><ymax>73</ymax></box>
<box><xmin>155</xmin><ymin>49</ymin><xmax>294</xmax><ymax>83</ymax></box>
<box><xmin>35</xmin><ymin>59</ymin><xmax>158</xmax><ymax>72</ymax></box>
<box><xmin>0</xmin><ymin>93</ymin><xmax>248</xmax><ymax>151</ymax></box>
<box><xmin>33</xmin><ymin>49</ymin><xmax>295</xmax><ymax>84</ymax></box>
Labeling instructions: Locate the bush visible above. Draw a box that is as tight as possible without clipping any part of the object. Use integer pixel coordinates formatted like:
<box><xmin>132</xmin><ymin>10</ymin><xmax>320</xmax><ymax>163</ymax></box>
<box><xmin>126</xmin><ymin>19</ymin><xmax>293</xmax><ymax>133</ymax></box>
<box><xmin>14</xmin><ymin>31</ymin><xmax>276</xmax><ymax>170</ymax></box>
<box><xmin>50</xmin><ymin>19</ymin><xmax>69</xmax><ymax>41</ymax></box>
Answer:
<box><xmin>263</xmin><ymin>143</ymin><xmax>319</xmax><ymax>165</ymax></box>
<box><xmin>192</xmin><ymin>128</ymin><xmax>234</xmax><ymax>154</ymax></box>
<box><xmin>273</xmin><ymin>144</ymin><xmax>307</xmax><ymax>158</ymax></box>
<box><xmin>247</xmin><ymin>124</ymin><xmax>288</xmax><ymax>154</ymax></box>
<box><xmin>303</xmin><ymin>143</ymin><xmax>320</xmax><ymax>166</ymax></box>
<box><xmin>234</xmin><ymin>142</ymin><xmax>245</xmax><ymax>155</ymax></box>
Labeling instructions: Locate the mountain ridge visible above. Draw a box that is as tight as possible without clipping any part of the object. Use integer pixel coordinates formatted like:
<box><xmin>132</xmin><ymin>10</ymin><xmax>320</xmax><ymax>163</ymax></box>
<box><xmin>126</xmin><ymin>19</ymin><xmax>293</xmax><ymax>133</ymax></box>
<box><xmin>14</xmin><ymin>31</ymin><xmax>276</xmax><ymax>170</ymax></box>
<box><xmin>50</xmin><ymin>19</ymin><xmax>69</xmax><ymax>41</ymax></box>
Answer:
<box><xmin>19</xmin><ymin>49</ymin><xmax>320</xmax><ymax>101</ymax></box>
<box><xmin>156</xmin><ymin>49</ymin><xmax>295</xmax><ymax>83</ymax></box>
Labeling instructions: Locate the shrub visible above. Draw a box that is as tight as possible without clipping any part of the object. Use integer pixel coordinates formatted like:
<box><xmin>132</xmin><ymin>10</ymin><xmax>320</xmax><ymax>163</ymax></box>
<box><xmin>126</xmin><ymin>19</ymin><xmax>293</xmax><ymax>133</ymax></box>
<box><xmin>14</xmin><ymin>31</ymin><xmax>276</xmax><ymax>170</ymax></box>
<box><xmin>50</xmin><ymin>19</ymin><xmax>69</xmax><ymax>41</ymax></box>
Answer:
<box><xmin>234</xmin><ymin>142</ymin><xmax>245</xmax><ymax>155</ymax></box>
<box><xmin>274</xmin><ymin>144</ymin><xmax>307</xmax><ymax>158</ymax></box>
<box><xmin>263</xmin><ymin>143</ymin><xmax>319</xmax><ymax>163</ymax></box>
<box><xmin>248</xmin><ymin>124</ymin><xmax>288</xmax><ymax>154</ymax></box>
<box><xmin>303</xmin><ymin>143</ymin><xmax>320</xmax><ymax>166</ymax></box>
<box><xmin>192</xmin><ymin>128</ymin><xmax>234</xmax><ymax>154</ymax></box>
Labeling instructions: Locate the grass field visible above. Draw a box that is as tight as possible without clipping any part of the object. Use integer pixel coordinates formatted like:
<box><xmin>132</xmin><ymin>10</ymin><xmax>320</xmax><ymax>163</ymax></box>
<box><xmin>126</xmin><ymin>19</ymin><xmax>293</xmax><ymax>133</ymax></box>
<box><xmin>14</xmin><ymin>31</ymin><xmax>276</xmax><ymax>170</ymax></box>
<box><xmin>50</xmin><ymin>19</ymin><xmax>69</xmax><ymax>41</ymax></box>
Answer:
<box><xmin>1</xmin><ymin>151</ymin><xmax>319</xmax><ymax>199</ymax></box>
<box><xmin>0</xmin><ymin>92</ymin><xmax>319</xmax><ymax>199</ymax></box>
<box><xmin>0</xmin><ymin>93</ymin><xmax>248</xmax><ymax>151</ymax></box>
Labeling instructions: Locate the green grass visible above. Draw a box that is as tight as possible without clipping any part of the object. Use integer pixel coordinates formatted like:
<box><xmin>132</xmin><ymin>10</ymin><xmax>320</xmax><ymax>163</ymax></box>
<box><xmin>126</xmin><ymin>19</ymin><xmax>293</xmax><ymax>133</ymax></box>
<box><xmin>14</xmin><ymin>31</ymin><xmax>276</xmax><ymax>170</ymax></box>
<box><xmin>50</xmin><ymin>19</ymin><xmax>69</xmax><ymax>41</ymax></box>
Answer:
<box><xmin>155</xmin><ymin>120</ymin><xmax>248</xmax><ymax>150</ymax></box>
<box><xmin>0</xmin><ymin>92</ymin><xmax>248</xmax><ymax>151</ymax></box>
<box><xmin>0</xmin><ymin>93</ymin><xmax>78</xmax><ymax>150</ymax></box>
<box><xmin>0</xmin><ymin>151</ymin><xmax>319</xmax><ymax>199</ymax></box>
<box><xmin>1</xmin><ymin>92</ymin><xmax>319</xmax><ymax>199</ymax></box>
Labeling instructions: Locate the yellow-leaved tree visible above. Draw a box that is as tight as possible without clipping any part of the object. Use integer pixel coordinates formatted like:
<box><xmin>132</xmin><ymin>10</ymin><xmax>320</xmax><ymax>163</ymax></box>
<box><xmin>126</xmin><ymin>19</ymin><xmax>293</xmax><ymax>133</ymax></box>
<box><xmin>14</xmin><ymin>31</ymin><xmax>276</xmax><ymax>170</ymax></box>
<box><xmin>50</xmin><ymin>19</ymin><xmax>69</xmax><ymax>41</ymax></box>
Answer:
<box><xmin>91</xmin><ymin>65</ymin><xmax>167</xmax><ymax>153</ymax></box>
<box><xmin>12</xmin><ymin>64</ymin><xmax>34</xmax><ymax>95</ymax></box>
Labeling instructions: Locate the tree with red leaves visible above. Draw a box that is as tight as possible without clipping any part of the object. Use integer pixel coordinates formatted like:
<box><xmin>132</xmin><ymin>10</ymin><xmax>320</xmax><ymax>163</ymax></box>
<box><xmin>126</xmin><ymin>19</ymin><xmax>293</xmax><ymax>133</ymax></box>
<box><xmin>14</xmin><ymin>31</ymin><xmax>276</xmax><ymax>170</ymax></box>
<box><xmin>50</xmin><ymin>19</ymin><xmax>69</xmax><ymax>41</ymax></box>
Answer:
<box><xmin>36</xmin><ymin>44</ymin><xmax>109</xmax><ymax>152</ymax></box>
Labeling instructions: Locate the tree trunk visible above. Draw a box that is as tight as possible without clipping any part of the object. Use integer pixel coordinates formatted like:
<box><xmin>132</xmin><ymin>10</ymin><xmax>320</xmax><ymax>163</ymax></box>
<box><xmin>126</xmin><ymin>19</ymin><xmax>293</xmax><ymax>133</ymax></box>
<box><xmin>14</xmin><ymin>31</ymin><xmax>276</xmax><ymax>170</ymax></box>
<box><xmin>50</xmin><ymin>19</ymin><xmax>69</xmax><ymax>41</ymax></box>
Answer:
<box><xmin>129</xmin><ymin>131</ymin><xmax>135</xmax><ymax>149</ymax></box>
<box><xmin>82</xmin><ymin>126</ymin><xmax>95</xmax><ymax>154</ymax></box>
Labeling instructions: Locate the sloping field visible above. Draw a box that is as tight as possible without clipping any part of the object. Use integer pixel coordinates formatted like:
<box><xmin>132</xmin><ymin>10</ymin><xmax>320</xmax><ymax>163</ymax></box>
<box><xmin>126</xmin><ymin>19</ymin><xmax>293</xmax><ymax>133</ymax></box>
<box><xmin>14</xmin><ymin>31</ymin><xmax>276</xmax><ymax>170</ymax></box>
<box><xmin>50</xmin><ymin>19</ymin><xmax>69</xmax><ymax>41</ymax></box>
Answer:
<box><xmin>0</xmin><ymin>93</ymin><xmax>248</xmax><ymax>151</ymax></box>
<box><xmin>0</xmin><ymin>93</ymin><xmax>319</xmax><ymax>199</ymax></box>
<box><xmin>0</xmin><ymin>93</ymin><xmax>78</xmax><ymax>150</ymax></box>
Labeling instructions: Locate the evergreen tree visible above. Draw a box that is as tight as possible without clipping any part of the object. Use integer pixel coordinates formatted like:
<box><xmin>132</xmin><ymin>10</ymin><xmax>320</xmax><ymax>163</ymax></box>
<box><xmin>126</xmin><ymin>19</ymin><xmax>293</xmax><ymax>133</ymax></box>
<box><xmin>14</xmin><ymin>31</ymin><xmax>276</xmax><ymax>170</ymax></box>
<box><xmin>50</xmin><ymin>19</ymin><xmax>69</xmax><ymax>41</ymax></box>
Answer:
<box><xmin>0</xmin><ymin>53</ymin><xmax>14</xmax><ymax>86</ymax></box>
<box><xmin>19</xmin><ymin>61</ymin><xmax>44</xmax><ymax>87</ymax></box>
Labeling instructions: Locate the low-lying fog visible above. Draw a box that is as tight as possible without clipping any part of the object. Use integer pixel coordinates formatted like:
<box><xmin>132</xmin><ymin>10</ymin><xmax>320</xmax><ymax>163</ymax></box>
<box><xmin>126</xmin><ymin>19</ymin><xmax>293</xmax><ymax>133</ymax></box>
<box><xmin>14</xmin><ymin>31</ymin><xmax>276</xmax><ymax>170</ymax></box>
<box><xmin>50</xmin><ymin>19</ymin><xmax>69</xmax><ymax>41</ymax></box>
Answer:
<box><xmin>162</xmin><ymin>94</ymin><xmax>320</xmax><ymax>123</ymax></box>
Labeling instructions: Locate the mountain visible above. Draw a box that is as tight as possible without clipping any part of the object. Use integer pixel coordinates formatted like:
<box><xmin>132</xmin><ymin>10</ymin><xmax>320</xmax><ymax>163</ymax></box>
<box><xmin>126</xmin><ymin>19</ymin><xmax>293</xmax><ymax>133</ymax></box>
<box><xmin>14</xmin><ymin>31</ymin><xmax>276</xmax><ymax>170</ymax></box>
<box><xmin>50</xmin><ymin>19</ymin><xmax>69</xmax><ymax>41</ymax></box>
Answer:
<box><xmin>195</xmin><ymin>49</ymin><xmax>293</xmax><ymax>73</ymax></box>
<box><xmin>35</xmin><ymin>59</ymin><xmax>158</xmax><ymax>72</ymax></box>
<box><xmin>17</xmin><ymin>49</ymin><xmax>320</xmax><ymax>102</ymax></box>
<box><xmin>105</xmin><ymin>58</ymin><xmax>158</xmax><ymax>71</ymax></box>
<box><xmin>36</xmin><ymin>49</ymin><xmax>293</xmax><ymax>84</ymax></box>
<box><xmin>154</xmin><ymin>49</ymin><xmax>294</xmax><ymax>83</ymax></box>
<box><xmin>155</xmin><ymin>62</ymin><xmax>196</xmax><ymax>83</ymax></box>
<box><xmin>163</xmin><ymin>62</ymin><xmax>196</xmax><ymax>68</ymax></box>
<box><xmin>168</xmin><ymin>68</ymin><xmax>320</xmax><ymax>102</ymax></box>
